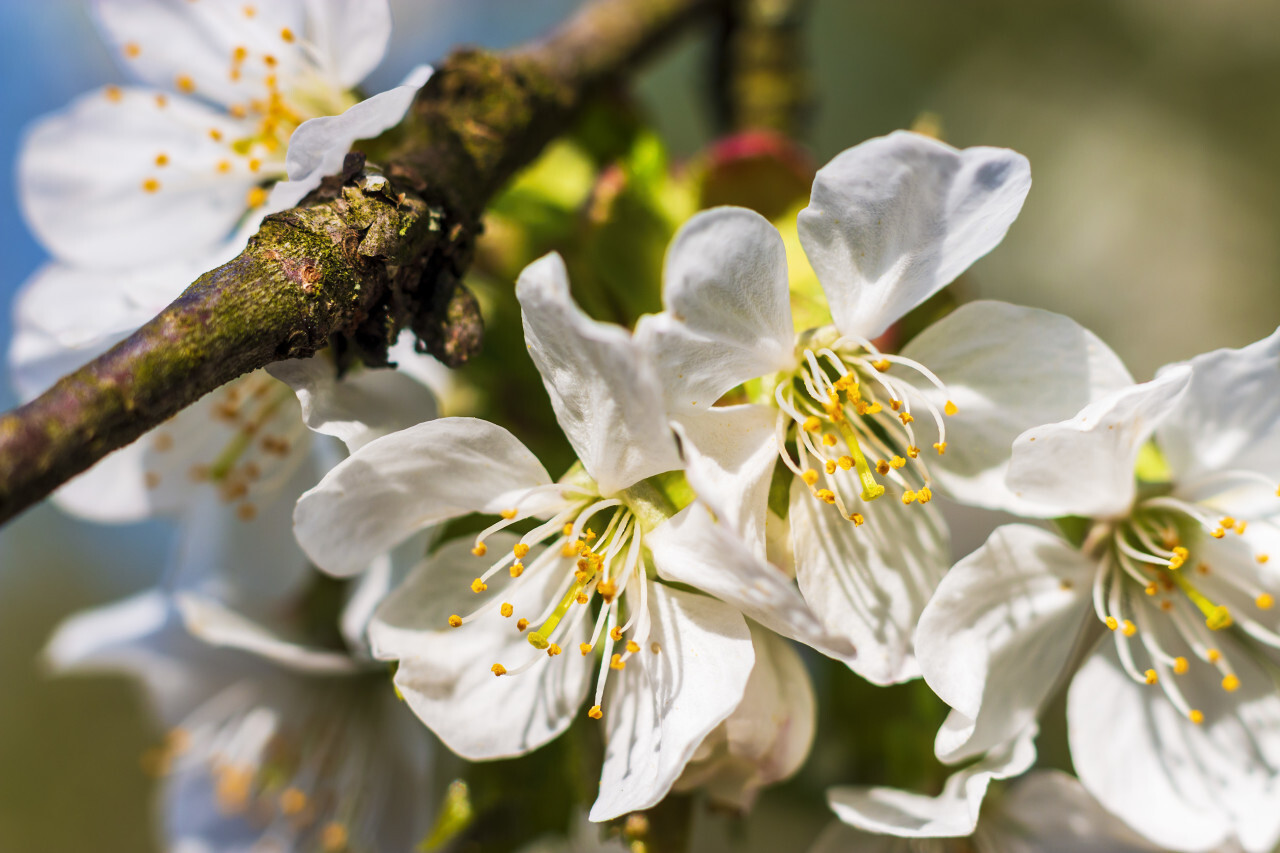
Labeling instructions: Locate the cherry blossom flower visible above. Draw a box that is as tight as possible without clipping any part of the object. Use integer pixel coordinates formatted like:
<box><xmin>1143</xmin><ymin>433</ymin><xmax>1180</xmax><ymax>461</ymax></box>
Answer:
<box><xmin>19</xmin><ymin>0</ymin><xmax>429</xmax><ymax>270</ymax></box>
<box><xmin>636</xmin><ymin>131</ymin><xmax>1130</xmax><ymax>684</ymax></box>
<box><xmin>916</xmin><ymin>329</ymin><xmax>1280</xmax><ymax>851</ymax></box>
<box><xmin>295</xmin><ymin>252</ymin><xmax>851</xmax><ymax>820</ymax></box>
<box><xmin>45</xmin><ymin>588</ymin><xmax>436</xmax><ymax>851</ymax></box>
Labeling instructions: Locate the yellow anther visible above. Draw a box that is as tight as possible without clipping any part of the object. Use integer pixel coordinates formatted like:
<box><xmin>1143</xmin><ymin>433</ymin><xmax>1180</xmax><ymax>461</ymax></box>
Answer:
<box><xmin>1258</xmin><ymin>554</ymin><xmax>1271</xmax><ymax>564</ymax></box>
<box><xmin>1145</xmin><ymin>583</ymin><xmax>1158</xmax><ymax>596</ymax></box>
<box><xmin>871</xmin><ymin>359</ymin><xmax>891</xmax><ymax>371</ymax></box>
<box><xmin>610</xmin><ymin>654</ymin><xmax>626</xmax><ymax>670</ymax></box>
<box><xmin>280</xmin><ymin>27</ymin><xmax>295</xmax><ymax>42</ymax></box>
<box><xmin>1206</xmin><ymin>648</ymin><xmax>1222</xmax><ymax>663</ymax></box>
<box><xmin>933</xmin><ymin>442</ymin><xmax>948</xmax><ymax>455</ymax></box>
<box><xmin>1222</xmin><ymin>674</ymin><xmax>1241</xmax><ymax>692</ymax></box>
<box><xmin>1105</xmin><ymin>616</ymin><xmax>1119</xmax><ymax>631</ymax></box>
<box><xmin>155</xmin><ymin>153</ymin><xmax>169</xmax><ymax>167</ymax></box>
<box><xmin>1211</xmin><ymin>528</ymin><xmax>1226</xmax><ymax>539</ymax></box>
<box><xmin>447</xmin><ymin>614</ymin><xmax>462</xmax><ymax>628</ymax></box>
<box><xmin>822</xmin><ymin>433</ymin><xmax>838</xmax><ymax>447</ymax></box>
<box><xmin>944</xmin><ymin>400</ymin><xmax>959</xmax><ymax>416</ymax></box>
<box><xmin>848</xmin><ymin>513</ymin><xmax>865</xmax><ymax>526</ymax></box>
<box><xmin>626</xmin><ymin>641</ymin><xmax>640</xmax><ymax>654</ymax></box>
<box><xmin>1257</xmin><ymin>594</ymin><xmax>1275</xmax><ymax>610</ymax></box>
<box><xmin>500</xmin><ymin>603</ymin><xmax>514</xmax><ymax>618</ymax></box>
<box><xmin>509</xmin><ymin>562</ymin><xmax>524</xmax><ymax>578</ymax></box>
<box><xmin>516</xmin><ymin>618</ymin><xmax>529</xmax><ymax>631</ymax></box>
<box><xmin>142</xmin><ymin>178</ymin><xmax>161</xmax><ymax>193</ymax></box>
<box><xmin>563</xmin><ymin>523</ymin><xmax>575</xmax><ymax>536</ymax></box>
<box><xmin>527</xmin><ymin>632</ymin><xmax>549</xmax><ymax>650</ymax></box>
<box><xmin>233</xmin><ymin>45</ymin><xmax>248</xmax><ymax>62</ymax></box>
<box><xmin>899</xmin><ymin>412</ymin><xmax>914</xmax><ymax>425</ymax></box>
<box><xmin>837</xmin><ymin>456</ymin><xmax>853</xmax><ymax>470</ymax></box>
<box><xmin>217</xmin><ymin>160</ymin><xmax>232</xmax><ymax>174</ymax></box>
<box><xmin>229</xmin><ymin>103</ymin><xmax>248</xmax><ymax>119</ymax></box>
<box><xmin>890</xmin><ymin>455</ymin><xmax>906</xmax><ymax>469</ymax></box>
<box><xmin>856</xmin><ymin>400</ymin><xmax>882</xmax><ymax>416</ymax></box>
<box><xmin>501</xmin><ymin>508</ymin><xmax>518</xmax><ymax>519</ymax></box>
<box><xmin>588</xmin><ymin>705</ymin><xmax>603</xmax><ymax>719</ymax></box>
<box><xmin>597</xmin><ymin>580</ymin><xmax>618</xmax><ymax>602</ymax></box>
<box><xmin>1174</xmin><ymin>656</ymin><xmax>1189</xmax><ymax>674</ymax></box>
<box><xmin>1236</xmin><ymin>521</ymin><xmax>1248</xmax><ymax>534</ymax></box>
<box><xmin>1121</xmin><ymin>620</ymin><xmax>1136</xmax><ymax>637</ymax></box>
<box><xmin>547</xmin><ymin>643</ymin><xmax>562</xmax><ymax>657</ymax></box>
<box><xmin>917</xmin><ymin>486</ymin><xmax>933</xmax><ymax>504</ymax></box>
<box><xmin>889</xmin><ymin>399</ymin><xmax>901</xmax><ymax>411</ymax></box>
<box><xmin>561</xmin><ymin>542</ymin><xmax>577</xmax><ymax>557</ymax></box>
<box><xmin>154</xmin><ymin>94</ymin><xmax>167</xmax><ymax>108</ymax></box>
<box><xmin>124</xmin><ymin>42</ymin><xmax>141</xmax><ymax>58</ymax></box>
<box><xmin>176</xmin><ymin>74</ymin><xmax>195</xmax><ymax>93</ymax></box>
<box><xmin>248</xmin><ymin>158</ymin><xmax>262</xmax><ymax>172</ymax></box>
<box><xmin>575</xmin><ymin>593</ymin><xmax>588</xmax><ymax>605</ymax></box>
<box><xmin>802</xmin><ymin>416</ymin><xmax>822</xmax><ymax>432</ymax></box>
<box><xmin>264</xmin><ymin>54</ymin><xmax>278</xmax><ymax>67</ymax></box>
<box><xmin>584</xmin><ymin>529</ymin><xmax>597</xmax><ymax>541</ymax></box>
<box><xmin>210</xmin><ymin>128</ymin><xmax>224</xmax><ymax>141</ymax></box>
<box><xmin>834</xmin><ymin>372</ymin><xmax>857</xmax><ymax>390</ymax></box>
<box><xmin>1220</xmin><ymin>517</ymin><xmax>1236</xmax><ymax>530</ymax></box>
<box><xmin>491</xmin><ymin>663</ymin><xmax>507</xmax><ymax>676</ymax></box>
<box><xmin>801</xmin><ymin>469</ymin><xmax>819</xmax><ymax>486</ymax></box>
<box><xmin>280</xmin><ymin>787</ymin><xmax>307</xmax><ymax>816</ymax></box>
<box><xmin>901</xmin><ymin>490</ymin><xmax>917</xmax><ymax>505</ymax></box>
<box><xmin>1144</xmin><ymin>669</ymin><xmax>1158</xmax><ymax>685</ymax></box>
<box><xmin>908</xmin><ymin>445</ymin><xmax>920</xmax><ymax>458</ymax></box>
<box><xmin>513</xmin><ymin>543</ymin><xmax>531</xmax><ymax>559</ymax></box>
<box><xmin>1189</xmin><ymin>709</ymin><xmax>1205</xmax><ymax>725</ymax></box>
<box><xmin>610</xmin><ymin>626</ymin><xmax>623</xmax><ymax>642</ymax></box>
<box><xmin>470</xmin><ymin>578</ymin><xmax>487</xmax><ymax>594</ymax></box>
<box><xmin>825</xmin><ymin>460</ymin><xmax>838</xmax><ymax>475</ymax></box>
<box><xmin>876</xmin><ymin>460</ymin><xmax>891</xmax><ymax>475</ymax></box>
<box><xmin>816</xmin><ymin>489</ymin><xmax>836</xmax><ymax>505</ymax></box>
<box><xmin>579</xmin><ymin>643</ymin><xmax>592</xmax><ymax>656</ymax></box>
<box><xmin>1206</xmin><ymin>606</ymin><xmax>1232</xmax><ymax>631</ymax></box>
<box><xmin>246</xmin><ymin>186</ymin><xmax>268</xmax><ymax>208</ymax></box>
<box><xmin>471</xmin><ymin>542</ymin><xmax>487</xmax><ymax>557</ymax></box>
<box><xmin>105</xmin><ymin>85</ymin><xmax>124</xmax><ymax>102</ymax></box>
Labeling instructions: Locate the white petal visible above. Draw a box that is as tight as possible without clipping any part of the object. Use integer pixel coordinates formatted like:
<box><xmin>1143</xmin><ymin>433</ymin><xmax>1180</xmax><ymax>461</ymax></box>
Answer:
<box><xmin>176</xmin><ymin>594</ymin><xmax>359</xmax><ymax>674</ymax></box>
<box><xmin>279</xmin><ymin>69</ymin><xmax>430</xmax><ymax>201</ymax></box>
<box><xmin>19</xmin><ymin>86</ymin><xmax>257</xmax><ymax>268</ymax></box>
<box><xmin>995</xmin><ymin>770</ymin><xmax>1165</xmax><ymax>852</ymax></box>
<box><xmin>371</xmin><ymin>534</ymin><xmax>593</xmax><ymax>759</ymax></box>
<box><xmin>50</xmin><ymin>439</ymin><xmax>158</xmax><ymax>524</ymax></box>
<box><xmin>1068</xmin><ymin>642</ymin><xmax>1280</xmax><ymax>853</ymax></box>
<box><xmin>916</xmin><ymin>524</ymin><xmax>1096</xmax><ymax>763</ymax></box>
<box><xmin>648</xmin><ymin>503</ymin><xmax>859</xmax><ymax>666</ymax></box>
<box><xmin>1006</xmin><ymin>367</ymin><xmax>1193</xmax><ymax>519</ymax></box>
<box><xmin>635</xmin><ymin>207</ymin><xmax>794</xmax><ymax>413</ymax></box>
<box><xmin>339</xmin><ymin>530</ymin><xmax>432</xmax><ymax>655</ymax></box>
<box><xmin>294</xmin><ymin>418</ymin><xmax>554</xmax><ymax>577</ymax></box>
<box><xmin>797</xmin><ymin>131</ymin><xmax>1031</xmax><ymax>340</ymax></box>
<box><xmin>1156</xmin><ymin>327</ymin><xmax>1280</xmax><ymax>484</ymax></box>
<box><xmin>43</xmin><ymin>591</ymin><xmax>236</xmax><ymax>725</ymax></box>
<box><xmin>808</xmin><ymin>822</ymin><xmax>943</xmax><ymax>853</ymax></box>
<box><xmin>589</xmin><ymin>583</ymin><xmax>753</xmax><ymax>821</ymax></box>
<box><xmin>517</xmin><ymin>253</ymin><xmax>681</xmax><ymax>496</ymax></box>
<box><xmin>93</xmin><ymin>0</ymin><xmax>311</xmax><ymax>108</ymax></box>
<box><xmin>670</xmin><ymin>404</ymin><xmax>778</xmax><ymax>556</ymax></box>
<box><xmin>827</xmin><ymin>726</ymin><xmax>1037</xmax><ymax>838</ymax></box>
<box><xmin>674</xmin><ymin>622</ymin><xmax>816</xmax><ymax>810</ymax></box>
<box><xmin>266</xmin><ymin>356</ymin><xmax>438</xmax><ymax>452</ymax></box>
<box><xmin>791</xmin><ymin>480</ymin><xmax>949</xmax><ymax>685</ymax></box>
<box><xmin>897</xmin><ymin>301</ymin><xmax>1133</xmax><ymax>515</ymax></box>
<box><xmin>302</xmin><ymin>0</ymin><xmax>392</xmax><ymax>87</ymax></box>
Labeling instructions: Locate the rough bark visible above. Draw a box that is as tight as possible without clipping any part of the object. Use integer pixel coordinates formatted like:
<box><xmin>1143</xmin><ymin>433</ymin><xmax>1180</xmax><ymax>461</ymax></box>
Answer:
<box><xmin>0</xmin><ymin>0</ymin><xmax>719</xmax><ymax>526</ymax></box>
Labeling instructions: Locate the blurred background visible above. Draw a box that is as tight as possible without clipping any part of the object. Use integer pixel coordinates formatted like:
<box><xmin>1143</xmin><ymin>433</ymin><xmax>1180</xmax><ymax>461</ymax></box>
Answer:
<box><xmin>3</xmin><ymin>0</ymin><xmax>1280</xmax><ymax>849</ymax></box>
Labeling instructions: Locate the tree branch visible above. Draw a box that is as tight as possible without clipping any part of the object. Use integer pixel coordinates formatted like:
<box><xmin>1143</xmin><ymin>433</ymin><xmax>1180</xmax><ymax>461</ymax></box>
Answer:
<box><xmin>0</xmin><ymin>0</ymin><xmax>718</xmax><ymax>527</ymax></box>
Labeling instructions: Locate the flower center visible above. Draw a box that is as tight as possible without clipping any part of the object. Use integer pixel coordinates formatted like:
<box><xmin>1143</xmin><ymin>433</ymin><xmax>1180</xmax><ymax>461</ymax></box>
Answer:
<box><xmin>772</xmin><ymin>328</ymin><xmax>957</xmax><ymax>525</ymax></box>
<box><xmin>149</xmin><ymin>372</ymin><xmax>308</xmax><ymax>522</ymax></box>
<box><xmin>446</xmin><ymin>486</ymin><xmax>656</xmax><ymax>722</ymax></box>
<box><xmin>1090</xmin><ymin>475</ymin><xmax>1280</xmax><ymax>724</ymax></box>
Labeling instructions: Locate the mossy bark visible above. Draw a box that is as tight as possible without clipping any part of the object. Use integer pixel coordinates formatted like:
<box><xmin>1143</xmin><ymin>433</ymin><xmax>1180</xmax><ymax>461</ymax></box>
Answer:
<box><xmin>0</xmin><ymin>0</ymin><xmax>719</xmax><ymax>525</ymax></box>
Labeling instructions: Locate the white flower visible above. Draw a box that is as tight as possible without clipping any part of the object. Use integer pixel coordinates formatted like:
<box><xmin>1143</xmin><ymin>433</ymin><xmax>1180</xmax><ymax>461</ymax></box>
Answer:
<box><xmin>294</xmin><ymin>253</ymin><xmax>852</xmax><ymax>821</ymax></box>
<box><xmin>19</xmin><ymin>0</ymin><xmax>429</xmax><ymax>270</ymax></box>
<box><xmin>636</xmin><ymin>130</ymin><xmax>1130</xmax><ymax>684</ymax></box>
<box><xmin>813</xmin><ymin>769</ymin><xmax>1168</xmax><ymax>853</ymax></box>
<box><xmin>916</xmin><ymin>329</ymin><xmax>1280</xmax><ymax>852</ymax></box>
<box><xmin>45</xmin><ymin>589</ymin><xmax>436</xmax><ymax>852</ymax></box>
<box><xmin>672</xmin><ymin>621</ymin><xmax>816</xmax><ymax>811</ymax></box>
